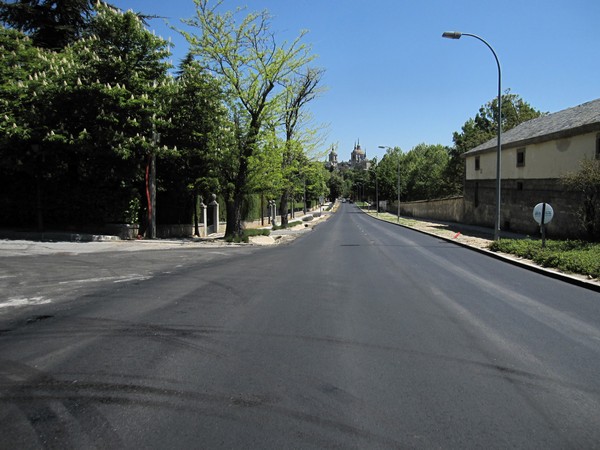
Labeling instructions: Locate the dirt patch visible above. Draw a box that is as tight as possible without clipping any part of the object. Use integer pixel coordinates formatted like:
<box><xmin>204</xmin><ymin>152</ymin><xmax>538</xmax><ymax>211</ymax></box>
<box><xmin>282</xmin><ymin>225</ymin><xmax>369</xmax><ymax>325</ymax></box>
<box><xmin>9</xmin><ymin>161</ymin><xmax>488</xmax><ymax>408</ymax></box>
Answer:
<box><xmin>248</xmin><ymin>235</ymin><xmax>276</xmax><ymax>246</ymax></box>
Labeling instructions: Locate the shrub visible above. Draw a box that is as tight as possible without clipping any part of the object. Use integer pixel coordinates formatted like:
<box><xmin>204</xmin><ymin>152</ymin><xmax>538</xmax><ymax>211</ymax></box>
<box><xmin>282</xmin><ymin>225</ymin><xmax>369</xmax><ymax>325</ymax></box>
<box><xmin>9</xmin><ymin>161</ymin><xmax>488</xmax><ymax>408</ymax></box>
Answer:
<box><xmin>224</xmin><ymin>228</ymin><xmax>270</xmax><ymax>243</ymax></box>
<box><xmin>243</xmin><ymin>228</ymin><xmax>270</xmax><ymax>237</ymax></box>
<box><xmin>562</xmin><ymin>159</ymin><xmax>600</xmax><ymax>240</ymax></box>
<box><xmin>272</xmin><ymin>220</ymin><xmax>301</xmax><ymax>230</ymax></box>
<box><xmin>489</xmin><ymin>239</ymin><xmax>600</xmax><ymax>278</ymax></box>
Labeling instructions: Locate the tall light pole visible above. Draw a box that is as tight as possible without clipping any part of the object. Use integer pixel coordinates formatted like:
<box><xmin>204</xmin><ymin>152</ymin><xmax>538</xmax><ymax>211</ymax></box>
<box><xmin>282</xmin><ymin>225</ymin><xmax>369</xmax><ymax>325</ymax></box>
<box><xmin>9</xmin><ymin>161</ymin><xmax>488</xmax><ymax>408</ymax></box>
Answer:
<box><xmin>442</xmin><ymin>31</ymin><xmax>502</xmax><ymax>240</ymax></box>
<box><xmin>375</xmin><ymin>172</ymin><xmax>379</xmax><ymax>215</ymax></box>
<box><xmin>379</xmin><ymin>145</ymin><xmax>401</xmax><ymax>221</ymax></box>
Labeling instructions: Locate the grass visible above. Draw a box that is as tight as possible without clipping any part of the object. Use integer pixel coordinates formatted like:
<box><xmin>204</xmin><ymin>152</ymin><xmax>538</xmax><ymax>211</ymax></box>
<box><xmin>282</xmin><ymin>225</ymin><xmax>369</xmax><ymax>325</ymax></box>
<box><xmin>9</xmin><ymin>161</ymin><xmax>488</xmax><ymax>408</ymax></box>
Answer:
<box><xmin>272</xmin><ymin>220</ymin><xmax>302</xmax><ymax>230</ymax></box>
<box><xmin>490</xmin><ymin>239</ymin><xmax>600</xmax><ymax>279</ymax></box>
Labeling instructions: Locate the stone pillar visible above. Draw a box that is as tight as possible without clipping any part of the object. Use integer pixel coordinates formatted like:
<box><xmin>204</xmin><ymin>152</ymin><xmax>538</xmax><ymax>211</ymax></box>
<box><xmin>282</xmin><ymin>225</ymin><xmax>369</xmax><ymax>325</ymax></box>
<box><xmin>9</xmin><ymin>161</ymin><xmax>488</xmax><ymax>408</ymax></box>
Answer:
<box><xmin>199</xmin><ymin>197</ymin><xmax>207</xmax><ymax>237</ymax></box>
<box><xmin>269</xmin><ymin>200</ymin><xmax>277</xmax><ymax>227</ymax></box>
<box><xmin>208</xmin><ymin>194</ymin><xmax>219</xmax><ymax>234</ymax></box>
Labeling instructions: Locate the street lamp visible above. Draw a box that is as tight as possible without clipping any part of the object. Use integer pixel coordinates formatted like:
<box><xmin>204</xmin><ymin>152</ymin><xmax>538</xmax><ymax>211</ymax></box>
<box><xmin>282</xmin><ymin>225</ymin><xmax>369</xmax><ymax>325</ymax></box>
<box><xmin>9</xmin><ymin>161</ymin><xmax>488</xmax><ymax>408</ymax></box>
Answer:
<box><xmin>370</xmin><ymin>165</ymin><xmax>379</xmax><ymax>214</ymax></box>
<box><xmin>379</xmin><ymin>145</ymin><xmax>401</xmax><ymax>221</ymax></box>
<box><xmin>375</xmin><ymin>172</ymin><xmax>379</xmax><ymax>215</ymax></box>
<box><xmin>442</xmin><ymin>31</ymin><xmax>502</xmax><ymax>240</ymax></box>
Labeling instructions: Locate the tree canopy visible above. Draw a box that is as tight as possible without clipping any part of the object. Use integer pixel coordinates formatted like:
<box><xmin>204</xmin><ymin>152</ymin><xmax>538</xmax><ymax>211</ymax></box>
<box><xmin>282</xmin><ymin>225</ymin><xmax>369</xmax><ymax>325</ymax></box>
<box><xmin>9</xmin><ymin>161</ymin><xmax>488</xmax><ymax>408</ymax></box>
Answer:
<box><xmin>0</xmin><ymin>0</ymin><xmax>98</xmax><ymax>49</ymax></box>
<box><xmin>180</xmin><ymin>0</ymin><xmax>317</xmax><ymax>237</ymax></box>
<box><xmin>563</xmin><ymin>159</ymin><xmax>600</xmax><ymax>240</ymax></box>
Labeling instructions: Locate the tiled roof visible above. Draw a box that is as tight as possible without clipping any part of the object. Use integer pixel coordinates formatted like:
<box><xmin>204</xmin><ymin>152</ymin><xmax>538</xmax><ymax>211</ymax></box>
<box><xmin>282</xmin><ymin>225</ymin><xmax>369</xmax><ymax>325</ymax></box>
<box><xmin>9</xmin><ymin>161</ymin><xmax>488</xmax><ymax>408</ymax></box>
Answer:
<box><xmin>466</xmin><ymin>98</ymin><xmax>600</xmax><ymax>155</ymax></box>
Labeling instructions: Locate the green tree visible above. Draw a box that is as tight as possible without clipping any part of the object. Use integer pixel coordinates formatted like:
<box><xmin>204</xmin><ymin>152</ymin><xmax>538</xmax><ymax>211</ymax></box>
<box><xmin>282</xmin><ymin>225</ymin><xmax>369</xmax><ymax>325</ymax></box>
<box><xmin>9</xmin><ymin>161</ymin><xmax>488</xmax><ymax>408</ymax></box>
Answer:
<box><xmin>303</xmin><ymin>159</ymin><xmax>327</xmax><ymax>207</ymax></box>
<box><xmin>160</xmin><ymin>53</ymin><xmax>227</xmax><ymax>234</ymax></box>
<box><xmin>326</xmin><ymin>170</ymin><xmax>343</xmax><ymax>201</ymax></box>
<box><xmin>0</xmin><ymin>25</ymin><xmax>59</xmax><ymax>228</ymax></box>
<box><xmin>180</xmin><ymin>0</ymin><xmax>315</xmax><ymax>238</ymax></box>
<box><xmin>0</xmin><ymin>3</ymin><xmax>172</xmax><ymax>228</ymax></box>
<box><xmin>61</xmin><ymin>3</ymin><xmax>173</xmax><ymax>227</ymax></box>
<box><xmin>278</xmin><ymin>67</ymin><xmax>324</xmax><ymax>226</ymax></box>
<box><xmin>0</xmin><ymin>0</ymin><xmax>97</xmax><ymax>49</ymax></box>
<box><xmin>376</xmin><ymin>147</ymin><xmax>403</xmax><ymax>203</ymax></box>
<box><xmin>403</xmin><ymin>143</ymin><xmax>449</xmax><ymax>201</ymax></box>
<box><xmin>563</xmin><ymin>159</ymin><xmax>600</xmax><ymax>240</ymax></box>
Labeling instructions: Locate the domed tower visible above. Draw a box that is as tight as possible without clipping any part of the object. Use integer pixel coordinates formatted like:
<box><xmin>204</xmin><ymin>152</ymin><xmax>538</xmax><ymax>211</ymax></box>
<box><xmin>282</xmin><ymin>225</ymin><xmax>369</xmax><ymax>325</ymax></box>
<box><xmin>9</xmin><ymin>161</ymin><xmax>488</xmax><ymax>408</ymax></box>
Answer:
<box><xmin>351</xmin><ymin>140</ymin><xmax>367</xmax><ymax>167</ymax></box>
<box><xmin>328</xmin><ymin>146</ymin><xmax>338</xmax><ymax>169</ymax></box>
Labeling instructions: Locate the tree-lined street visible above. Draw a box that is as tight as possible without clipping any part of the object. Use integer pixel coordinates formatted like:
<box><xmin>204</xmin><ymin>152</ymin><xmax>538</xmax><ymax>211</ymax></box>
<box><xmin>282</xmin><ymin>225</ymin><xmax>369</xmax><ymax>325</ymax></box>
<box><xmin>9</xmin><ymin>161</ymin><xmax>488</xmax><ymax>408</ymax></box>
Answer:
<box><xmin>1</xmin><ymin>204</ymin><xmax>599</xmax><ymax>448</ymax></box>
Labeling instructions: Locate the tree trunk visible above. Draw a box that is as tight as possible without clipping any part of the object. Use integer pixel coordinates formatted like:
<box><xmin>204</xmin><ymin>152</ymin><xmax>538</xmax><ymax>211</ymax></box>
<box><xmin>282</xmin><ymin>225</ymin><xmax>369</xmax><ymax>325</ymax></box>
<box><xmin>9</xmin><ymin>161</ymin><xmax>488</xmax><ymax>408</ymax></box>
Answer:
<box><xmin>193</xmin><ymin>192</ymin><xmax>200</xmax><ymax>237</ymax></box>
<box><xmin>36</xmin><ymin>176</ymin><xmax>44</xmax><ymax>232</ymax></box>
<box><xmin>144</xmin><ymin>154</ymin><xmax>157</xmax><ymax>239</ymax></box>
<box><xmin>225</xmin><ymin>196</ymin><xmax>243</xmax><ymax>238</ymax></box>
<box><xmin>279</xmin><ymin>190</ymin><xmax>290</xmax><ymax>227</ymax></box>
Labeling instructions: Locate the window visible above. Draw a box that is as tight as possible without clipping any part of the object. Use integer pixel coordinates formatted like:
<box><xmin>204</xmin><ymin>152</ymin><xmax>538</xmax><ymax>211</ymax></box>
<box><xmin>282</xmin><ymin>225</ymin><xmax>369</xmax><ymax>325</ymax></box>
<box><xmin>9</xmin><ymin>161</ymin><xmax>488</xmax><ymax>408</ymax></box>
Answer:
<box><xmin>596</xmin><ymin>133</ymin><xmax>600</xmax><ymax>160</ymax></box>
<box><xmin>474</xmin><ymin>156</ymin><xmax>480</xmax><ymax>171</ymax></box>
<box><xmin>517</xmin><ymin>181</ymin><xmax>524</xmax><ymax>191</ymax></box>
<box><xmin>516</xmin><ymin>148</ymin><xmax>526</xmax><ymax>167</ymax></box>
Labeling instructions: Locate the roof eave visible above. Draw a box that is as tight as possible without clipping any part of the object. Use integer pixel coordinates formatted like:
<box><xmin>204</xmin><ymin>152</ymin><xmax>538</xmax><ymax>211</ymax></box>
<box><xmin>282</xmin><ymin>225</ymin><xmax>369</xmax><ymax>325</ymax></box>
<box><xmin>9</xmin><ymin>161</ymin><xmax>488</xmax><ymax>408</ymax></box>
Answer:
<box><xmin>463</xmin><ymin>122</ymin><xmax>600</xmax><ymax>157</ymax></box>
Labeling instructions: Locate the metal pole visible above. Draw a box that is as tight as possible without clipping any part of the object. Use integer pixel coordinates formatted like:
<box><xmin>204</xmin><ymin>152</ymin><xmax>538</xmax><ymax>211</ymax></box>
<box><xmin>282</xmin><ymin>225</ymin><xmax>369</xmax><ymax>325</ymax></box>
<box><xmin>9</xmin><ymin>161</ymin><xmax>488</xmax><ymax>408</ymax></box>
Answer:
<box><xmin>303</xmin><ymin>177</ymin><xmax>307</xmax><ymax>214</ymax></box>
<box><xmin>397</xmin><ymin>160</ymin><xmax>400</xmax><ymax>221</ymax></box>
<box><xmin>148</xmin><ymin>131</ymin><xmax>160</xmax><ymax>239</ymax></box>
<box><xmin>375</xmin><ymin>172</ymin><xmax>379</xmax><ymax>215</ymax></box>
<box><xmin>541</xmin><ymin>202</ymin><xmax>547</xmax><ymax>248</ymax></box>
<box><xmin>442</xmin><ymin>31</ymin><xmax>502</xmax><ymax>240</ymax></box>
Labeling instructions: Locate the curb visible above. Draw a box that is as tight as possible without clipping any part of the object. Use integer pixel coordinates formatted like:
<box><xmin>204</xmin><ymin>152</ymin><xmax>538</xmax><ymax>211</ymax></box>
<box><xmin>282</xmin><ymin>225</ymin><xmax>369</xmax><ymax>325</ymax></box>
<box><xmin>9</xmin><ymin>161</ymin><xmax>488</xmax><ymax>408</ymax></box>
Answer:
<box><xmin>363</xmin><ymin>210</ymin><xmax>600</xmax><ymax>294</ymax></box>
<box><xmin>0</xmin><ymin>230</ymin><xmax>120</xmax><ymax>242</ymax></box>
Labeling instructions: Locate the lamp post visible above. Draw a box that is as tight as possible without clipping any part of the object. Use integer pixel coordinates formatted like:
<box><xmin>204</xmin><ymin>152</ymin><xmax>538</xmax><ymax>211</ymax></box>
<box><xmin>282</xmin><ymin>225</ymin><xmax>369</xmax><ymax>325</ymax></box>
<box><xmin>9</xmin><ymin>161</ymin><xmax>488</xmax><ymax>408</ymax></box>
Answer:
<box><xmin>375</xmin><ymin>173</ymin><xmax>379</xmax><ymax>214</ymax></box>
<box><xmin>379</xmin><ymin>145</ymin><xmax>401</xmax><ymax>221</ymax></box>
<box><xmin>442</xmin><ymin>31</ymin><xmax>502</xmax><ymax>240</ymax></box>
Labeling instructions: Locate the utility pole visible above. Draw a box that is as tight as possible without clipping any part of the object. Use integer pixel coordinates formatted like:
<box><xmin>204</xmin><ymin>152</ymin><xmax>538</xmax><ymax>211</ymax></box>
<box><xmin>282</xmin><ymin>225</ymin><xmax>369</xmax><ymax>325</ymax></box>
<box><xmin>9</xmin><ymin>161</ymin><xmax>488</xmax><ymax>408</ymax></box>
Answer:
<box><xmin>397</xmin><ymin>159</ymin><xmax>401</xmax><ymax>221</ymax></box>
<box><xmin>303</xmin><ymin>177</ymin><xmax>307</xmax><ymax>214</ymax></box>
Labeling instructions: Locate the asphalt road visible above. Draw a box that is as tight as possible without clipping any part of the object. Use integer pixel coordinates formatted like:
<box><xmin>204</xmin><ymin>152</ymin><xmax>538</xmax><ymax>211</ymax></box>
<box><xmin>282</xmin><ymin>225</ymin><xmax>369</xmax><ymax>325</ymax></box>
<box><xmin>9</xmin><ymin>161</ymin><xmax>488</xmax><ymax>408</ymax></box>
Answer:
<box><xmin>1</xmin><ymin>203</ymin><xmax>599</xmax><ymax>448</ymax></box>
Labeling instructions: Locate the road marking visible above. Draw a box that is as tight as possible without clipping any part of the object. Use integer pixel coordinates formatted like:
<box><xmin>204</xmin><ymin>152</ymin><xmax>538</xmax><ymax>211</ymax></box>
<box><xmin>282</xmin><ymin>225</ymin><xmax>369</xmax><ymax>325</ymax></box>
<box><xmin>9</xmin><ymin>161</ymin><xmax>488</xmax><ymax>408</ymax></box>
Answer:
<box><xmin>0</xmin><ymin>275</ymin><xmax>17</xmax><ymax>279</ymax></box>
<box><xmin>58</xmin><ymin>274</ymin><xmax>151</xmax><ymax>285</ymax></box>
<box><xmin>113</xmin><ymin>275</ymin><xmax>152</xmax><ymax>283</ymax></box>
<box><xmin>0</xmin><ymin>296</ymin><xmax>52</xmax><ymax>308</ymax></box>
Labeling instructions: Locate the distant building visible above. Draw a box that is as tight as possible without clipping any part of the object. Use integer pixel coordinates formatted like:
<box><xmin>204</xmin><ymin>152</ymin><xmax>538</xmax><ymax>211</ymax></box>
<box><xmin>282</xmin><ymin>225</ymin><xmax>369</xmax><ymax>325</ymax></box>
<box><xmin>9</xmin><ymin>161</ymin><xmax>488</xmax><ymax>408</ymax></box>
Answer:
<box><xmin>462</xmin><ymin>97</ymin><xmax>600</xmax><ymax>237</ymax></box>
<box><xmin>327</xmin><ymin>146</ymin><xmax>338</xmax><ymax>169</ymax></box>
<box><xmin>326</xmin><ymin>140</ymin><xmax>370</xmax><ymax>171</ymax></box>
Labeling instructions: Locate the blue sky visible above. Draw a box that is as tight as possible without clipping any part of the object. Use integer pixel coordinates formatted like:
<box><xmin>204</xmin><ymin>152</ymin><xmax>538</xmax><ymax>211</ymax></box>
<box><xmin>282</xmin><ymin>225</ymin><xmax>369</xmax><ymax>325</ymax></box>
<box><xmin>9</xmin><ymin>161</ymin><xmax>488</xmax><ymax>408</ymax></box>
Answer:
<box><xmin>112</xmin><ymin>0</ymin><xmax>599</xmax><ymax>162</ymax></box>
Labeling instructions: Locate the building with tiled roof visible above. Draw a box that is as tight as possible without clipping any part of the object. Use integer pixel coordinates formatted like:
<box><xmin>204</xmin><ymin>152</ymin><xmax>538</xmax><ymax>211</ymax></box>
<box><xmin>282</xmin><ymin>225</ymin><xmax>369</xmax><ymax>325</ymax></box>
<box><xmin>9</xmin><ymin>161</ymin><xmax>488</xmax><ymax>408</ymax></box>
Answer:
<box><xmin>462</xmin><ymin>98</ymin><xmax>600</xmax><ymax>237</ymax></box>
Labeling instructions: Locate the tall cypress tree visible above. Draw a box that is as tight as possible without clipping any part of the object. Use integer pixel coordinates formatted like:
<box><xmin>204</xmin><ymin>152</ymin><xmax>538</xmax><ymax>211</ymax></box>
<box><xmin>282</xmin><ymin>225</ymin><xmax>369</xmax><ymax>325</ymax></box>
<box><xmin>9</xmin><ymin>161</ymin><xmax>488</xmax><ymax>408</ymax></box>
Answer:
<box><xmin>0</xmin><ymin>0</ymin><xmax>96</xmax><ymax>49</ymax></box>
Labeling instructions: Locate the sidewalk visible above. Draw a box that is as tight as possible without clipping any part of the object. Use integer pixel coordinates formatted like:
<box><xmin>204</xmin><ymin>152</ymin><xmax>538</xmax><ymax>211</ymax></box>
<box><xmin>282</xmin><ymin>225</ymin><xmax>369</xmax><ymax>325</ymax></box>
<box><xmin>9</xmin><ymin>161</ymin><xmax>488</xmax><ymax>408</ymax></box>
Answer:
<box><xmin>363</xmin><ymin>211</ymin><xmax>526</xmax><ymax>249</ymax></box>
<box><xmin>363</xmin><ymin>209</ymin><xmax>600</xmax><ymax>293</ymax></box>
<box><xmin>0</xmin><ymin>210</ymin><xmax>332</xmax><ymax>255</ymax></box>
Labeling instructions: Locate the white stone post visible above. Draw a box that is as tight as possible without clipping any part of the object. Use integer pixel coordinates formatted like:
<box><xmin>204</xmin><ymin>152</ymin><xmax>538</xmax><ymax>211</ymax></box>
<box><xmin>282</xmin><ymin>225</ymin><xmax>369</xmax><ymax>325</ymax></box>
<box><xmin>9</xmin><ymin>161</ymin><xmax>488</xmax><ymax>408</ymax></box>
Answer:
<box><xmin>200</xmin><ymin>197</ymin><xmax>207</xmax><ymax>237</ymax></box>
<box><xmin>209</xmin><ymin>194</ymin><xmax>219</xmax><ymax>234</ymax></box>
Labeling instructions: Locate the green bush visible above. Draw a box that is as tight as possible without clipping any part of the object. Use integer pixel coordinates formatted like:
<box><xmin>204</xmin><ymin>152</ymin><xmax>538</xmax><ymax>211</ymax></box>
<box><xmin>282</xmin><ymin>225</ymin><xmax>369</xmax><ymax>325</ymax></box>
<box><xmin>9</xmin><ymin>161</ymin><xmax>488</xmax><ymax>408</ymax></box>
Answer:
<box><xmin>489</xmin><ymin>239</ymin><xmax>600</xmax><ymax>278</ymax></box>
<box><xmin>224</xmin><ymin>227</ymin><xmax>270</xmax><ymax>243</ymax></box>
<box><xmin>272</xmin><ymin>220</ymin><xmax>301</xmax><ymax>230</ymax></box>
<box><xmin>243</xmin><ymin>228</ymin><xmax>271</xmax><ymax>237</ymax></box>
<box><xmin>241</xmin><ymin>194</ymin><xmax>263</xmax><ymax>222</ymax></box>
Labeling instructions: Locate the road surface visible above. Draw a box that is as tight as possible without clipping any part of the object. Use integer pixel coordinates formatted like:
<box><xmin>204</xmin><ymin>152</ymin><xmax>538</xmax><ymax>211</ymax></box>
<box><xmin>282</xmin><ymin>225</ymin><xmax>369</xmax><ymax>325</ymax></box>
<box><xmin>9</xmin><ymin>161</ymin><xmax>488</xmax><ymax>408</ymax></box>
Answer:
<box><xmin>1</xmin><ymin>203</ymin><xmax>599</xmax><ymax>448</ymax></box>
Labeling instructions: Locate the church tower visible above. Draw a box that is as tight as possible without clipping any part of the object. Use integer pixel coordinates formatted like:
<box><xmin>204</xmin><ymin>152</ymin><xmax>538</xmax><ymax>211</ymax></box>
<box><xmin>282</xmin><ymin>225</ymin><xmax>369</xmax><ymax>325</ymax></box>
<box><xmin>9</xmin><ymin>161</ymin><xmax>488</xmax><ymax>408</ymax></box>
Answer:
<box><xmin>327</xmin><ymin>146</ymin><xmax>338</xmax><ymax>169</ymax></box>
<box><xmin>350</xmin><ymin>139</ymin><xmax>367</xmax><ymax>168</ymax></box>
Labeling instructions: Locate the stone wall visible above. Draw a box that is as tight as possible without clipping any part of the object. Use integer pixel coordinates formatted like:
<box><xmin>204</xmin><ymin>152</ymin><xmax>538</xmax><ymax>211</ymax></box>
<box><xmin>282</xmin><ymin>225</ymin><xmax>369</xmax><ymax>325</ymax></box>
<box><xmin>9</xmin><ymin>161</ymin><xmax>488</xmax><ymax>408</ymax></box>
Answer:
<box><xmin>463</xmin><ymin>179</ymin><xmax>585</xmax><ymax>238</ymax></box>
<box><xmin>393</xmin><ymin>196</ymin><xmax>465</xmax><ymax>223</ymax></box>
<box><xmin>391</xmin><ymin>180</ymin><xmax>586</xmax><ymax>239</ymax></box>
